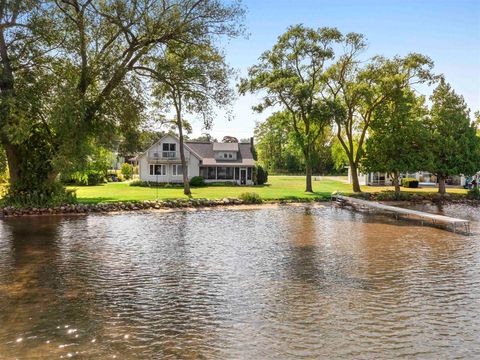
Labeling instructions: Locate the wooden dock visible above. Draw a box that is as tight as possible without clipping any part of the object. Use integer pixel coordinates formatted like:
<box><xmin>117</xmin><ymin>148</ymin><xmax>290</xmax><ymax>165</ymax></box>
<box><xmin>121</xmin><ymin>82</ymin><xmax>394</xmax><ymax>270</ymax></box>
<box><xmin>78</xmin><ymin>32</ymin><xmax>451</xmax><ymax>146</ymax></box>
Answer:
<box><xmin>331</xmin><ymin>194</ymin><xmax>471</xmax><ymax>233</ymax></box>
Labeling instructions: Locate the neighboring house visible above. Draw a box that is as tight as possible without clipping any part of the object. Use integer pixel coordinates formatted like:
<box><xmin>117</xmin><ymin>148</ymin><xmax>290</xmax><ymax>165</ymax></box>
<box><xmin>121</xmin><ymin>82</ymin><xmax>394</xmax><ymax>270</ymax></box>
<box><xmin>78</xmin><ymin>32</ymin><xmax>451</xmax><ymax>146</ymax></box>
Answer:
<box><xmin>138</xmin><ymin>134</ymin><xmax>256</xmax><ymax>185</ymax></box>
<box><xmin>348</xmin><ymin>168</ymin><xmax>466</xmax><ymax>187</ymax></box>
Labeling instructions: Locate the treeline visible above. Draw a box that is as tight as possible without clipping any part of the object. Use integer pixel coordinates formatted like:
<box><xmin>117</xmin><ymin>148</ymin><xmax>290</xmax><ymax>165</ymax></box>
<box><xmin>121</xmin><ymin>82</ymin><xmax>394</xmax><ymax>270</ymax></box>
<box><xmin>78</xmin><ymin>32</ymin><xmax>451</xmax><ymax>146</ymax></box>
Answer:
<box><xmin>242</xmin><ymin>25</ymin><xmax>480</xmax><ymax>194</ymax></box>
<box><xmin>254</xmin><ymin>112</ymin><xmax>342</xmax><ymax>175</ymax></box>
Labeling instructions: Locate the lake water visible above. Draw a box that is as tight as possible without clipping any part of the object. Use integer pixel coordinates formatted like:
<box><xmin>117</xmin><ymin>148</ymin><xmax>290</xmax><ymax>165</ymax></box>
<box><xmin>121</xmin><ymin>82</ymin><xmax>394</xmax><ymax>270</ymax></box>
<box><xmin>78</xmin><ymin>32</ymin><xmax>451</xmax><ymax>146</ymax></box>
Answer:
<box><xmin>1</xmin><ymin>203</ymin><xmax>480</xmax><ymax>359</ymax></box>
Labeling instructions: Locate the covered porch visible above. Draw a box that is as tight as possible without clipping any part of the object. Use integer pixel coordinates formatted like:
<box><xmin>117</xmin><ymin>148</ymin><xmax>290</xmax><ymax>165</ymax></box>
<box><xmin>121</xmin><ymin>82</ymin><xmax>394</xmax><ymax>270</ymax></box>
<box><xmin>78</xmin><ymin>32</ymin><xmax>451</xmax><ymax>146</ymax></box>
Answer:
<box><xmin>199</xmin><ymin>166</ymin><xmax>254</xmax><ymax>185</ymax></box>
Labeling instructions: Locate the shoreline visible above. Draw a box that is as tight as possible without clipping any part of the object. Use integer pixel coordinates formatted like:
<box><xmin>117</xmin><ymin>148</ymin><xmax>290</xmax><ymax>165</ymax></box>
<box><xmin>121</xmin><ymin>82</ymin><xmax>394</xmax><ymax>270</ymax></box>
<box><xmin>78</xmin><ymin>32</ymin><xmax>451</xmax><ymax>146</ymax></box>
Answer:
<box><xmin>0</xmin><ymin>198</ymin><xmax>323</xmax><ymax>217</ymax></box>
<box><xmin>0</xmin><ymin>195</ymin><xmax>478</xmax><ymax>217</ymax></box>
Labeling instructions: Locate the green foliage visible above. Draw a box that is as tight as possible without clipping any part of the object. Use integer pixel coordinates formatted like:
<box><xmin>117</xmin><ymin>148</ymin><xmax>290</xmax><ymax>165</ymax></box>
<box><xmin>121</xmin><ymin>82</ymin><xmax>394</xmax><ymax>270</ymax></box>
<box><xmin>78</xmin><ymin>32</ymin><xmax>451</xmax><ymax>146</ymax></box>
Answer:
<box><xmin>254</xmin><ymin>165</ymin><xmax>268</xmax><ymax>185</ymax></box>
<box><xmin>3</xmin><ymin>182</ymin><xmax>77</xmax><ymax>208</ymax></box>
<box><xmin>331</xmin><ymin>139</ymin><xmax>349</xmax><ymax>171</ymax></box>
<box><xmin>375</xmin><ymin>191</ymin><xmax>414</xmax><ymax>201</ymax></box>
<box><xmin>426</xmin><ymin>79</ymin><xmax>480</xmax><ymax>180</ymax></box>
<box><xmin>62</xmin><ymin>147</ymin><xmax>112</xmax><ymax>186</ymax></box>
<box><xmin>0</xmin><ymin>0</ymin><xmax>245</xmax><ymax>206</ymax></box>
<box><xmin>121</xmin><ymin>163</ymin><xmax>134</xmax><ymax>180</ymax></box>
<box><xmin>189</xmin><ymin>176</ymin><xmax>206</xmax><ymax>187</ymax></box>
<box><xmin>239</xmin><ymin>192</ymin><xmax>263</xmax><ymax>204</ymax></box>
<box><xmin>129</xmin><ymin>180</ymin><xmax>145</xmax><ymax>187</ymax></box>
<box><xmin>240</xmin><ymin>25</ymin><xmax>340</xmax><ymax>190</ymax></box>
<box><xmin>401</xmin><ymin>178</ymin><xmax>419</xmax><ymax>188</ymax></box>
<box><xmin>467</xmin><ymin>187</ymin><xmax>480</xmax><ymax>200</ymax></box>
<box><xmin>362</xmin><ymin>87</ymin><xmax>430</xmax><ymax>186</ymax></box>
<box><xmin>327</xmin><ymin>47</ymin><xmax>434</xmax><ymax>192</ymax></box>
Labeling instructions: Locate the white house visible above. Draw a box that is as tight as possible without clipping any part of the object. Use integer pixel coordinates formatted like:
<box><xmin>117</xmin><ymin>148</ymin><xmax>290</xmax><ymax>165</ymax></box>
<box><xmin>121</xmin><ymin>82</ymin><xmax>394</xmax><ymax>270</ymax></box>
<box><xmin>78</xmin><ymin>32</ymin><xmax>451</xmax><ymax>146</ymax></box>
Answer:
<box><xmin>348</xmin><ymin>168</ymin><xmax>466</xmax><ymax>187</ymax></box>
<box><xmin>138</xmin><ymin>134</ymin><xmax>256</xmax><ymax>185</ymax></box>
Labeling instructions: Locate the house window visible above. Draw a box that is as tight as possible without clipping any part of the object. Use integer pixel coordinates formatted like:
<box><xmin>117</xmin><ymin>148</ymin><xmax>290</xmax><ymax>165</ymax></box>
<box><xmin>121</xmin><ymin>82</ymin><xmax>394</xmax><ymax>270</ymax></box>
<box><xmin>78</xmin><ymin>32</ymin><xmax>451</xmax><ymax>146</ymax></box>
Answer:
<box><xmin>225</xmin><ymin>167</ymin><xmax>234</xmax><ymax>179</ymax></box>
<box><xmin>216</xmin><ymin>167</ymin><xmax>234</xmax><ymax>180</ymax></box>
<box><xmin>163</xmin><ymin>143</ymin><xmax>176</xmax><ymax>151</ymax></box>
<box><xmin>217</xmin><ymin>167</ymin><xmax>227</xmax><ymax>179</ymax></box>
<box><xmin>207</xmin><ymin>167</ymin><xmax>216</xmax><ymax>179</ymax></box>
<box><xmin>200</xmin><ymin>167</ymin><xmax>208</xmax><ymax>178</ymax></box>
<box><xmin>234</xmin><ymin>167</ymin><xmax>239</xmax><ymax>180</ymax></box>
<box><xmin>247</xmin><ymin>167</ymin><xmax>252</xmax><ymax>180</ymax></box>
<box><xmin>162</xmin><ymin>143</ymin><xmax>176</xmax><ymax>158</ymax></box>
<box><xmin>172</xmin><ymin>164</ymin><xmax>186</xmax><ymax>176</ymax></box>
<box><xmin>149</xmin><ymin>164</ymin><xmax>166</xmax><ymax>175</ymax></box>
<box><xmin>224</xmin><ymin>153</ymin><xmax>228</xmax><ymax>158</ymax></box>
<box><xmin>228</xmin><ymin>153</ymin><xmax>233</xmax><ymax>158</ymax></box>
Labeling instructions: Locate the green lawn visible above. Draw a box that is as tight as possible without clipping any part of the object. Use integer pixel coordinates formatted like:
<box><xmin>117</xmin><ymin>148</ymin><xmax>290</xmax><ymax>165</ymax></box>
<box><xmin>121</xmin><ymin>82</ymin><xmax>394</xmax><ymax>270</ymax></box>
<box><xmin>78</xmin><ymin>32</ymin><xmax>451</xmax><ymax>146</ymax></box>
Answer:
<box><xmin>70</xmin><ymin>176</ymin><xmax>467</xmax><ymax>204</ymax></box>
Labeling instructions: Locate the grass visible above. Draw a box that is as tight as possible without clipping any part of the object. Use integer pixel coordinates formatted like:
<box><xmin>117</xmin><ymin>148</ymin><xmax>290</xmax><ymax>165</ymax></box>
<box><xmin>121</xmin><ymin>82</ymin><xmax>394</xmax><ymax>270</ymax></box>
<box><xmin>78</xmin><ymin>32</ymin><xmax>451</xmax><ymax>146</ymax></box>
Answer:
<box><xmin>69</xmin><ymin>176</ymin><xmax>468</xmax><ymax>204</ymax></box>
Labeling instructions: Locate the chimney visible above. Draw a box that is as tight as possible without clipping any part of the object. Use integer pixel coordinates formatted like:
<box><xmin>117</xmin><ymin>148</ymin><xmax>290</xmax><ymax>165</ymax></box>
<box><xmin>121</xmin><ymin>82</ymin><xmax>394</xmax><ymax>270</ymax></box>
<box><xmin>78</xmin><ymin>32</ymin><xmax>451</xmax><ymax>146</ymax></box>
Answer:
<box><xmin>250</xmin><ymin>137</ymin><xmax>257</xmax><ymax>161</ymax></box>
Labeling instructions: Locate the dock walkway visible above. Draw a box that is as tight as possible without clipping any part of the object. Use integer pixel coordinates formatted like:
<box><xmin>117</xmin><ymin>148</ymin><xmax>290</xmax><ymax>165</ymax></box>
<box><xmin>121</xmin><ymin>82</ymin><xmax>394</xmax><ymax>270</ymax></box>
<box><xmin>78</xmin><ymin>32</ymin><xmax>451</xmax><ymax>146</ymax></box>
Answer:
<box><xmin>331</xmin><ymin>194</ymin><xmax>470</xmax><ymax>233</ymax></box>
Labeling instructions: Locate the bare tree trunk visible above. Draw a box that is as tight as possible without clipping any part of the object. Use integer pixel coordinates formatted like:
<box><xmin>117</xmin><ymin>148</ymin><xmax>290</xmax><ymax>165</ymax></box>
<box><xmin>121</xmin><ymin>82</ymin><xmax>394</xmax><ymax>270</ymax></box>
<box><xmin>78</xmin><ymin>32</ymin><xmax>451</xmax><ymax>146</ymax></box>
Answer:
<box><xmin>438</xmin><ymin>175</ymin><xmax>446</xmax><ymax>195</ymax></box>
<box><xmin>349</xmin><ymin>160</ymin><xmax>361</xmax><ymax>193</ymax></box>
<box><xmin>175</xmin><ymin>105</ymin><xmax>191</xmax><ymax>196</ymax></box>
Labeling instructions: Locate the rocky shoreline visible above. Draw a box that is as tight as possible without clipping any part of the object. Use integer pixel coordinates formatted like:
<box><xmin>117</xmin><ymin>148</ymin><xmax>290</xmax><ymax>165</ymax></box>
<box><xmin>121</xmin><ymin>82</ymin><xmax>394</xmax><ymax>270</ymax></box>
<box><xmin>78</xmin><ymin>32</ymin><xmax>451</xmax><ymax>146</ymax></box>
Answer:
<box><xmin>1</xmin><ymin>194</ymin><xmax>478</xmax><ymax>217</ymax></box>
<box><xmin>0</xmin><ymin>197</ymin><xmax>283</xmax><ymax>217</ymax></box>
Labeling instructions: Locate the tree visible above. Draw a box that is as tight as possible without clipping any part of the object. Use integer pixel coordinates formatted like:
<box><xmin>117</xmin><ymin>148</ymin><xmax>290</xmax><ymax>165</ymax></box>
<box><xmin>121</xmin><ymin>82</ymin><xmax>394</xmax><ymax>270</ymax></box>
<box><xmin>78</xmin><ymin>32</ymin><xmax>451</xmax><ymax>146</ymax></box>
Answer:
<box><xmin>189</xmin><ymin>133</ymin><xmax>217</xmax><ymax>142</ymax></box>
<box><xmin>121</xmin><ymin>162</ymin><xmax>133</xmax><ymax>180</ymax></box>
<box><xmin>222</xmin><ymin>136</ymin><xmax>238</xmax><ymax>143</ymax></box>
<box><xmin>0</xmin><ymin>0</ymin><xmax>244</xmax><ymax>204</ymax></box>
<box><xmin>362</xmin><ymin>87</ymin><xmax>430</xmax><ymax>196</ymax></box>
<box><xmin>426</xmin><ymin>79</ymin><xmax>480</xmax><ymax>194</ymax></box>
<box><xmin>331</xmin><ymin>137</ymin><xmax>351</xmax><ymax>172</ymax></box>
<box><xmin>240</xmin><ymin>25</ymin><xmax>340</xmax><ymax>192</ymax></box>
<box><xmin>254</xmin><ymin>112</ymin><xmax>291</xmax><ymax>173</ymax></box>
<box><xmin>137</xmin><ymin>42</ymin><xmax>234</xmax><ymax>196</ymax></box>
<box><xmin>324</xmin><ymin>33</ymin><xmax>435</xmax><ymax>192</ymax></box>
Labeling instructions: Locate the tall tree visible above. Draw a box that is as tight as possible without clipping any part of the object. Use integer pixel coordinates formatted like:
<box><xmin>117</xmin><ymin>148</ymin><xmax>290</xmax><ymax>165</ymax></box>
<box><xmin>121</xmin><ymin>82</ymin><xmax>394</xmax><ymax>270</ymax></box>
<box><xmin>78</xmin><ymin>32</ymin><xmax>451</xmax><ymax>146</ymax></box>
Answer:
<box><xmin>137</xmin><ymin>42</ymin><xmax>234</xmax><ymax>195</ymax></box>
<box><xmin>325</xmin><ymin>37</ymin><xmax>435</xmax><ymax>192</ymax></box>
<box><xmin>426</xmin><ymin>79</ymin><xmax>480</xmax><ymax>194</ymax></box>
<box><xmin>254</xmin><ymin>112</ymin><xmax>291</xmax><ymax>173</ymax></box>
<box><xmin>0</xmin><ymin>0</ymin><xmax>244</xmax><ymax>204</ymax></box>
<box><xmin>361</xmin><ymin>87</ymin><xmax>430</xmax><ymax>196</ymax></box>
<box><xmin>239</xmin><ymin>24</ymin><xmax>340</xmax><ymax>192</ymax></box>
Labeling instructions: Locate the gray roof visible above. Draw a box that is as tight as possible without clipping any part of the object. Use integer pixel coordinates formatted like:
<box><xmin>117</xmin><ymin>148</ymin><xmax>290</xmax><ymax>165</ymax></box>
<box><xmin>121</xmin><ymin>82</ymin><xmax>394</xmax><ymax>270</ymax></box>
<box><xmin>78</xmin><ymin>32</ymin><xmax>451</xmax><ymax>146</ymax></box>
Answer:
<box><xmin>185</xmin><ymin>142</ymin><xmax>255</xmax><ymax>166</ymax></box>
<box><xmin>212</xmin><ymin>142</ymin><xmax>239</xmax><ymax>151</ymax></box>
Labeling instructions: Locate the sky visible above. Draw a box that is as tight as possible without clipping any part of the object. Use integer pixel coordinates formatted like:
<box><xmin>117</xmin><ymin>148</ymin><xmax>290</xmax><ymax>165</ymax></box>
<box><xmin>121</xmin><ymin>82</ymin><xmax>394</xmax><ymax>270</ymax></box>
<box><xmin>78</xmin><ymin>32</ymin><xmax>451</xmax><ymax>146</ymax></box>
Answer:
<box><xmin>188</xmin><ymin>0</ymin><xmax>480</xmax><ymax>140</ymax></box>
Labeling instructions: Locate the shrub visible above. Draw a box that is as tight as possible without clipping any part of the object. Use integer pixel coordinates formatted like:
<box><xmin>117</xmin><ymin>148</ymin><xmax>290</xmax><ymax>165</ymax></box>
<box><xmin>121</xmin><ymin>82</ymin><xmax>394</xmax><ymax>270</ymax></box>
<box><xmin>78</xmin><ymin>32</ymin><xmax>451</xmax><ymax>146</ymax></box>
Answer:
<box><xmin>401</xmin><ymin>177</ymin><xmax>419</xmax><ymax>188</ymax></box>
<box><xmin>129</xmin><ymin>180</ymin><xmax>147</xmax><ymax>187</ymax></box>
<box><xmin>189</xmin><ymin>176</ymin><xmax>205</xmax><ymax>187</ymax></box>
<box><xmin>239</xmin><ymin>192</ymin><xmax>263</xmax><ymax>204</ymax></box>
<box><xmin>121</xmin><ymin>163</ymin><xmax>134</xmax><ymax>180</ymax></box>
<box><xmin>467</xmin><ymin>186</ymin><xmax>480</xmax><ymax>200</ymax></box>
<box><xmin>375</xmin><ymin>190</ymin><xmax>412</xmax><ymax>201</ymax></box>
<box><xmin>254</xmin><ymin>165</ymin><xmax>268</xmax><ymax>185</ymax></box>
<box><xmin>2</xmin><ymin>182</ymin><xmax>77</xmax><ymax>208</ymax></box>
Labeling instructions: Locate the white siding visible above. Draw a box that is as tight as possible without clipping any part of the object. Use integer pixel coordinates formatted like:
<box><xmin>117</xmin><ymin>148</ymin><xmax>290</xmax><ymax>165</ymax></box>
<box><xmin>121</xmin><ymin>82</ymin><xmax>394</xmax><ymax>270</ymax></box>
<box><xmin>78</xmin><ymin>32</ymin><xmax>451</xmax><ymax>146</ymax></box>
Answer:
<box><xmin>139</xmin><ymin>135</ymin><xmax>199</xmax><ymax>183</ymax></box>
<box><xmin>348</xmin><ymin>167</ymin><xmax>367</xmax><ymax>185</ymax></box>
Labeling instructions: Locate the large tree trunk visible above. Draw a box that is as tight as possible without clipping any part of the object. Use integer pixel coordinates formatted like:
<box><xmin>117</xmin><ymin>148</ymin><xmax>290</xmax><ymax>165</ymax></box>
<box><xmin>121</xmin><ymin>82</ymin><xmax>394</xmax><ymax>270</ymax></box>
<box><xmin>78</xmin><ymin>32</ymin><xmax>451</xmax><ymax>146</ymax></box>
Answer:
<box><xmin>4</xmin><ymin>143</ymin><xmax>21</xmax><ymax>186</ymax></box>
<box><xmin>305</xmin><ymin>162</ymin><xmax>313</xmax><ymax>192</ymax></box>
<box><xmin>438</xmin><ymin>175</ymin><xmax>446</xmax><ymax>195</ymax></box>
<box><xmin>175</xmin><ymin>107</ymin><xmax>191</xmax><ymax>196</ymax></box>
<box><xmin>392</xmin><ymin>172</ymin><xmax>400</xmax><ymax>197</ymax></box>
<box><xmin>349</xmin><ymin>160</ymin><xmax>361</xmax><ymax>193</ymax></box>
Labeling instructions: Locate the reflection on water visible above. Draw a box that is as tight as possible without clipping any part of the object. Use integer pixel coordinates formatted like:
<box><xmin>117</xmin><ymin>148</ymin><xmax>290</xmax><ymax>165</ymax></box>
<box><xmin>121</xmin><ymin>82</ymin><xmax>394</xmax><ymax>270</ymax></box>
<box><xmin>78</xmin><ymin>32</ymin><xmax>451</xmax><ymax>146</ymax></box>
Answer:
<box><xmin>1</xmin><ymin>204</ymin><xmax>480</xmax><ymax>359</ymax></box>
